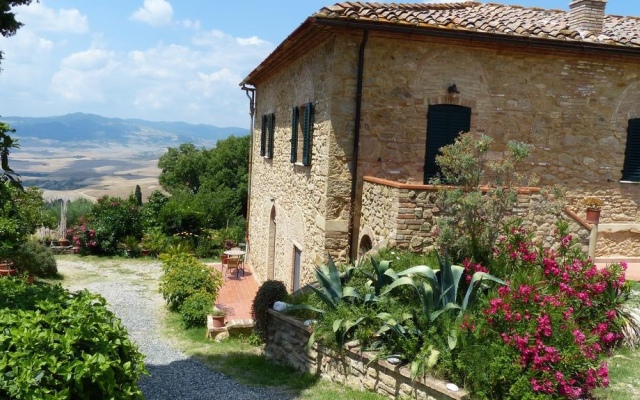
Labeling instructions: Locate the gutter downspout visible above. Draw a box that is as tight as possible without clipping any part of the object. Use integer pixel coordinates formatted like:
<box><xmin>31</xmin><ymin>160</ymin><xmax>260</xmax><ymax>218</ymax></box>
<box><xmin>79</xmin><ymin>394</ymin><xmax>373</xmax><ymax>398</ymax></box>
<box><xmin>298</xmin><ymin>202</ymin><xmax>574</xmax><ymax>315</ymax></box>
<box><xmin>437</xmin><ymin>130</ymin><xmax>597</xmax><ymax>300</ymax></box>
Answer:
<box><xmin>348</xmin><ymin>29</ymin><xmax>368</xmax><ymax>263</ymax></box>
<box><xmin>241</xmin><ymin>84</ymin><xmax>256</xmax><ymax>261</ymax></box>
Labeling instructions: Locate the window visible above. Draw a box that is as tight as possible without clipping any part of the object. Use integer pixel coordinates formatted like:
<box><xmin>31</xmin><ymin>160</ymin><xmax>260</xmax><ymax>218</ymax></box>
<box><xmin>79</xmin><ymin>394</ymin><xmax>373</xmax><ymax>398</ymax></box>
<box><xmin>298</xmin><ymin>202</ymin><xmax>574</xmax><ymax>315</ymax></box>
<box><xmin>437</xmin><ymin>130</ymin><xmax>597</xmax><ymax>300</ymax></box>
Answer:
<box><xmin>260</xmin><ymin>113</ymin><xmax>275</xmax><ymax>159</ymax></box>
<box><xmin>290</xmin><ymin>102</ymin><xmax>313</xmax><ymax>165</ymax></box>
<box><xmin>622</xmin><ymin>118</ymin><xmax>640</xmax><ymax>182</ymax></box>
<box><xmin>424</xmin><ymin>104</ymin><xmax>471</xmax><ymax>183</ymax></box>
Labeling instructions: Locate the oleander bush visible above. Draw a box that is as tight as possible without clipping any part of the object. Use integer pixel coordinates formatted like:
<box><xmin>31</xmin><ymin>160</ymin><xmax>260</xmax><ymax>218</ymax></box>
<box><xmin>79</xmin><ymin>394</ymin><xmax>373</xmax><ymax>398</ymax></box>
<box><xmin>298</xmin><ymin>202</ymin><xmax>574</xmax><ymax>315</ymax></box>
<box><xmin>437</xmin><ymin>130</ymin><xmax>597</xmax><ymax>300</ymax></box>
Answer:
<box><xmin>448</xmin><ymin>224</ymin><xmax>634</xmax><ymax>399</ymax></box>
<box><xmin>0</xmin><ymin>279</ymin><xmax>146</xmax><ymax>399</ymax></box>
<box><xmin>160</xmin><ymin>253</ymin><xmax>222</xmax><ymax>311</ymax></box>
<box><xmin>10</xmin><ymin>240</ymin><xmax>57</xmax><ymax>277</ymax></box>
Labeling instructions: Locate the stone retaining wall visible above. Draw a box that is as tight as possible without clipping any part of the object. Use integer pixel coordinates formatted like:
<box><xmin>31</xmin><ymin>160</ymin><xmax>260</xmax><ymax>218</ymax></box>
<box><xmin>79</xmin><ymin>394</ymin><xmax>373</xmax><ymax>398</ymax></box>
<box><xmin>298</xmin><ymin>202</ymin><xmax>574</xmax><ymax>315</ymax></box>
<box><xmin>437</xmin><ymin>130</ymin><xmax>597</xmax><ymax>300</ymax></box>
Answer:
<box><xmin>359</xmin><ymin>177</ymin><xmax>591</xmax><ymax>256</ymax></box>
<box><xmin>265</xmin><ymin>309</ymin><xmax>468</xmax><ymax>400</ymax></box>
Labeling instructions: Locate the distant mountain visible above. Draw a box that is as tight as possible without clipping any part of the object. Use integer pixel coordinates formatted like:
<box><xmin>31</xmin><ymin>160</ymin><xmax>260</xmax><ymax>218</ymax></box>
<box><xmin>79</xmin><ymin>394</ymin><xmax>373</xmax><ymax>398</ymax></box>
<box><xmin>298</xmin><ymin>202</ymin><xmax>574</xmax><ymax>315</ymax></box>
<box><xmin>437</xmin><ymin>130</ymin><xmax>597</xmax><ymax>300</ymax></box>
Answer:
<box><xmin>3</xmin><ymin>113</ymin><xmax>248</xmax><ymax>148</ymax></box>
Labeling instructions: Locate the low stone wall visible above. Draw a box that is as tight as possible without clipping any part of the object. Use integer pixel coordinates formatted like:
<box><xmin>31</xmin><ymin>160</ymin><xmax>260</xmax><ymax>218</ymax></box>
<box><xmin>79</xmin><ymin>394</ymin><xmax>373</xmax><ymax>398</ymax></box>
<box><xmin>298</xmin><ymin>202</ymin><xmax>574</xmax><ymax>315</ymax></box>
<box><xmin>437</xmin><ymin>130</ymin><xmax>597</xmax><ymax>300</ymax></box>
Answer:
<box><xmin>265</xmin><ymin>310</ymin><xmax>468</xmax><ymax>400</ymax></box>
<box><xmin>359</xmin><ymin>177</ymin><xmax>591</xmax><ymax>256</ymax></box>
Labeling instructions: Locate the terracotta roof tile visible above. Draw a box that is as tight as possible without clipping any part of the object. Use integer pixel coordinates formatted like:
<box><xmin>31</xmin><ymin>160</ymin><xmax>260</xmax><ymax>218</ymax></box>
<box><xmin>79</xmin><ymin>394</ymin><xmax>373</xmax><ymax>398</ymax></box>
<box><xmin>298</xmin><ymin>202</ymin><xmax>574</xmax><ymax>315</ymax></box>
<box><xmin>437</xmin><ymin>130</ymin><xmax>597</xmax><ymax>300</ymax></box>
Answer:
<box><xmin>313</xmin><ymin>1</ymin><xmax>640</xmax><ymax>48</ymax></box>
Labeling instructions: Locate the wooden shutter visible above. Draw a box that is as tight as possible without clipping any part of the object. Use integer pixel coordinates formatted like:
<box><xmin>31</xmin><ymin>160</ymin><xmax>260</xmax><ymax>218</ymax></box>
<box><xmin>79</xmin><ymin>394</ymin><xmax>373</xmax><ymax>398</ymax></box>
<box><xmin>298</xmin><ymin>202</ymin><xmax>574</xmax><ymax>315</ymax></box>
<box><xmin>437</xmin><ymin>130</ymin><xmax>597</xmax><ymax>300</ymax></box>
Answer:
<box><xmin>424</xmin><ymin>105</ymin><xmax>471</xmax><ymax>183</ymax></box>
<box><xmin>291</xmin><ymin>106</ymin><xmax>299</xmax><ymax>163</ymax></box>
<box><xmin>622</xmin><ymin>119</ymin><xmax>640</xmax><ymax>182</ymax></box>
<box><xmin>302</xmin><ymin>102</ymin><xmax>313</xmax><ymax>166</ymax></box>
<box><xmin>267</xmin><ymin>113</ymin><xmax>275</xmax><ymax>159</ymax></box>
<box><xmin>260</xmin><ymin>114</ymin><xmax>267</xmax><ymax>157</ymax></box>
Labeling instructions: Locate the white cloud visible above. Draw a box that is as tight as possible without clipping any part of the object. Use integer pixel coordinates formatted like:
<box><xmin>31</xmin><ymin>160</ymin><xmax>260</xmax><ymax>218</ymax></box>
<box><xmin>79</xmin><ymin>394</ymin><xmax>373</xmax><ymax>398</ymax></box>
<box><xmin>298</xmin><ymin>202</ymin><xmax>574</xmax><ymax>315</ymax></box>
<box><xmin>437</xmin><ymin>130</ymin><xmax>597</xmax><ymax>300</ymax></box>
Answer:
<box><xmin>237</xmin><ymin>36</ymin><xmax>267</xmax><ymax>46</ymax></box>
<box><xmin>130</xmin><ymin>0</ymin><xmax>174</xmax><ymax>27</ymax></box>
<box><xmin>181</xmin><ymin>19</ymin><xmax>201</xmax><ymax>30</ymax></box>
<box><xmin>14</xmin><ymin>1</ymin><xmax>88</xmax><ymax>33</ymax></box>
<box><xmin>51</xmin><ymin>49</ymin><xmax>119</xmax><ymax>102</ymax></box>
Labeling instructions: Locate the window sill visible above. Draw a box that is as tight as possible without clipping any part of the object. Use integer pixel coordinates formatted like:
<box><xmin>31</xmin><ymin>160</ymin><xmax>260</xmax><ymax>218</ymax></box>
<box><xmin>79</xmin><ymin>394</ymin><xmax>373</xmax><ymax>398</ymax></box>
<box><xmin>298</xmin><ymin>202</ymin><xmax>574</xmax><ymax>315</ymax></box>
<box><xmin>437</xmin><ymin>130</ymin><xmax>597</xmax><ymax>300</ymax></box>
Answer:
<box><xmin>620</xmin><ymin>180</ymin><xmax>640</xmax><ymax>184</ymax></box>
<box><xmin>294</xmin><ymin>162</ymin><xmax>310</xmax><ymax>167</ymax></box>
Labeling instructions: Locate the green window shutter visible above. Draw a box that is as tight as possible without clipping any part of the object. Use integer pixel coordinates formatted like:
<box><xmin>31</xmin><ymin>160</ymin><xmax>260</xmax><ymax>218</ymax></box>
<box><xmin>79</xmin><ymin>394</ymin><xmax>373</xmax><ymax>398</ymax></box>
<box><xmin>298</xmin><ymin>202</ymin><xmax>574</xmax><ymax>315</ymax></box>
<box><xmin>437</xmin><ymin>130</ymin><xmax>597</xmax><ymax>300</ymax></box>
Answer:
<box><xmin>302</xmin><ymin>102</ymin><xmax>313</xmax><ymax>166</ymax></box>
<box><xmin>291</xmin><ymin>106</ymin><xmax>299</xmax><ymax>163</ymax></box>
<box><xmin>260</xmin><ymin>114</ymin><xmax>267</xmax><ymax>157</ymax></box>
<box><xmin>267</xmin><ymin>113</ymin><xmax>275</xmax><ymax>159</ymax></box>
<box><xmin>622</xmin><ymin>118</ymin><xmax>640</xmax><ymax>182</ymax></box>
<box><xmin>424</xmin><ymin>104</ymin><xmax>471</xmax><ymax>183</ymax></box>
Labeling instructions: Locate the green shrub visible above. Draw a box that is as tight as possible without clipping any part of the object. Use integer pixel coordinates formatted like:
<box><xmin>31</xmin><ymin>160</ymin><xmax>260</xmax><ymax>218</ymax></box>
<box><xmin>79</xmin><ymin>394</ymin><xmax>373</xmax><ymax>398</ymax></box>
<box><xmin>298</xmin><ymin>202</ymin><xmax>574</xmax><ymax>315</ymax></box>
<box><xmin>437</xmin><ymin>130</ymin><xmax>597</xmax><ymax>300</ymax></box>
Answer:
<box><xmin>251</xmin><ymin>280</ymin><xmax>289</xmax><ymax>342</ymax></box>
<box><xmin>0</xmin><ymin>278</ymin><xmax>146</xmax><ymax>399</ymax></box>
<box><xmin>180</xmin><ymin>290</ymin><xmax>214</xmax><ymax>328</ymax></box>
<box><xmin>160</xmin><ymin>254</ymin><xmax>222</xmax><ymax>310</ymax></box>
<box><xmin>10</xmin><ymin>240</ymin><xmax>58</xmax><ymax>277</ymax></box>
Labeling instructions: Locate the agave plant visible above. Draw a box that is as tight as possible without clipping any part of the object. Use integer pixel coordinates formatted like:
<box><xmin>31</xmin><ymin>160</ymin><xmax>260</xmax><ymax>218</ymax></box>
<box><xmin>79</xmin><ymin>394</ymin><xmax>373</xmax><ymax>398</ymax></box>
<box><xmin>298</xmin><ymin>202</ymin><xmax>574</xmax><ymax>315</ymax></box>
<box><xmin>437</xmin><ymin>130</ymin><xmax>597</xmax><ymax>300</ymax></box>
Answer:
<box><xmin>382</xmin><ymin>251</ymin><xmax>505</xmax><ymax>322</ymax></box>
<box><xmin>361</xmin><ymin>257</ymin><xmax>394</xmax><ymax>295</ymax></box>
<box><xmin>285</xmin><ymin>255</ymin><xmax>375</xmax><ymax>348</ymax></box>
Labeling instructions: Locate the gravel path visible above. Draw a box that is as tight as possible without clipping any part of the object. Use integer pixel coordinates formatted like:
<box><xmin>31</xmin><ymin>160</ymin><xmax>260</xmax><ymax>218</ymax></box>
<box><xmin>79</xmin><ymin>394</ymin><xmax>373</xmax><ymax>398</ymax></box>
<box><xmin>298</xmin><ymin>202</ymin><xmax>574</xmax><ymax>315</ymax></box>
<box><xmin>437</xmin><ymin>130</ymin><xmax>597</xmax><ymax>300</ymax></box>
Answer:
<box><xmin>57</xmin><ymin>259</ymin><xmax>293</xmax><ymax>400</ymax></box>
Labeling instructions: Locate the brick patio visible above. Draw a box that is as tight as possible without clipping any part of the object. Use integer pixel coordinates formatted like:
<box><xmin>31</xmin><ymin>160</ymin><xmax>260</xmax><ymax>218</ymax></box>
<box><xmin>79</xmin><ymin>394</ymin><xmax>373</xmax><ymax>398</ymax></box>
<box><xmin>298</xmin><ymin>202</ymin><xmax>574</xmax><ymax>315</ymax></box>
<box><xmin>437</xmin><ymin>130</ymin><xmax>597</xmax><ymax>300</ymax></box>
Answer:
<box><xmin>209</xmin><ymin>262</ymin><xmax>259</xmax><ymax>321</ymax></box>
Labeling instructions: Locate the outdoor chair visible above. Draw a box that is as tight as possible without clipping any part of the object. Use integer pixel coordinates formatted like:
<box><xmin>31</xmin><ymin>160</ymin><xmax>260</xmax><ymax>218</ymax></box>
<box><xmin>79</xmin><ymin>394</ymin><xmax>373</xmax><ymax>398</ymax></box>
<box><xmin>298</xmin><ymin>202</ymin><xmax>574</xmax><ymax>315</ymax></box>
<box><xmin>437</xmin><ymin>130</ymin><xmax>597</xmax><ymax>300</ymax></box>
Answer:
<box><xmin>226</xmin><ymin>255</ymin><xmax>244</xmax><ymax>279</ymax></box>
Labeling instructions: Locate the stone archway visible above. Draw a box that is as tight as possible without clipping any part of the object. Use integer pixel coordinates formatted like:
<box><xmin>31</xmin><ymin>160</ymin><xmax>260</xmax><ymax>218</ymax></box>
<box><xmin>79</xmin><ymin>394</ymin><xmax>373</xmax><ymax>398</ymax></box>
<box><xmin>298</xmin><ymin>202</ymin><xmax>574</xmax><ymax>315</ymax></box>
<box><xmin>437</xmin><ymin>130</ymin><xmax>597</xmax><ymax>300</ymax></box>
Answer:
<box><xmin>358</xmin><ymin>235</ymin><xmax>373</xmax><ymax>259</ymax></box>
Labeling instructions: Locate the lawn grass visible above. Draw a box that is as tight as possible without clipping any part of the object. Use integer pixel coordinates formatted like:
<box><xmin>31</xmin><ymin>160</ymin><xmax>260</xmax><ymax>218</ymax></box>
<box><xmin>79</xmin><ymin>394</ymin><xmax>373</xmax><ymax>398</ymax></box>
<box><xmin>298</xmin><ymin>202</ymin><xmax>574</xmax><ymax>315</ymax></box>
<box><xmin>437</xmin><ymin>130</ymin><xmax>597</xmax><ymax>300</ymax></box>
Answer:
<box><xmin>161</xmin><ymin>311</ymin><xmax>387</xmax><ymax>400</ymax></box>
<box><xmin>592</xmin><ymin>281</ymin><xmax>640</xmax><ymax>400</ymax></box>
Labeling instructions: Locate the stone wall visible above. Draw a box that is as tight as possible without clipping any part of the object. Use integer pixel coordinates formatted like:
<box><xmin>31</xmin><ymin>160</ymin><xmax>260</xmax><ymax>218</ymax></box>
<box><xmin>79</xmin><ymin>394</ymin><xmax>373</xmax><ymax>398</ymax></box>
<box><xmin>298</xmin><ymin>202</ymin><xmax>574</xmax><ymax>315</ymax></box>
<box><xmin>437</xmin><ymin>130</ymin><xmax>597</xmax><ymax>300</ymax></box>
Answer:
<box><xmin>265</xmin><ymin>310</ymin><xmax>468</xmax><ymax>400</ymax></box>
<box><xmin>359</xmin><ymin>177</ymin><xmax>592</xmax><ymax>256</ymax></box>
<box><xmin>247</xmin><ymin>35</ymin><xmax>358</xmax><ymax>290</ymax></box>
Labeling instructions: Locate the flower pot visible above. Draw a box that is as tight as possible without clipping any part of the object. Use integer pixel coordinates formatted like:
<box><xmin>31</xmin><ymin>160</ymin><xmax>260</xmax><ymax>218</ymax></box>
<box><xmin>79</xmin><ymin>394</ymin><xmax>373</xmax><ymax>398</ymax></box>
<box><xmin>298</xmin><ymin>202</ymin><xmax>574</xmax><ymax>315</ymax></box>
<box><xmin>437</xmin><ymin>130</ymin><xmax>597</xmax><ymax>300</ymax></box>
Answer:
<box><xmin>58</xmin><ymin>239</ymin><xmax>70</xmax><ymax>247</ymax></box>
<box><xmin>0</xmin><ymin>262</ymin><xmax>17</xmax><ymax>277</ymax></box>
<box><xmin>211</xmin><ymin>315</ymin><xmax>226</xmax><ymax>328</ymax></box>
<box><xmin>586</xmin><ymin>208</ymin><xmax>601</xmax><ymax>224</ymax></box>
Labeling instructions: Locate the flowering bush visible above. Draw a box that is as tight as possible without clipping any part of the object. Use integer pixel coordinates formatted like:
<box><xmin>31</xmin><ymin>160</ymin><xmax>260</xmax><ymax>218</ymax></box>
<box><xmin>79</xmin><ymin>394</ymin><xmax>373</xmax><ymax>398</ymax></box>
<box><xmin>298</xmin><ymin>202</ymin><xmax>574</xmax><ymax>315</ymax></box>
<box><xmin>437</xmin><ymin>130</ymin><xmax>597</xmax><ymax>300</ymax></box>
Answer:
<box><xmin>67</xmin><ymin>218</ymin><xmax>98</xmax><ymax>255</ymax></box>
<box><xmin>454</xmin><ymin>223</ymin><xmax>631</xmax><ymax>399</ymax></box>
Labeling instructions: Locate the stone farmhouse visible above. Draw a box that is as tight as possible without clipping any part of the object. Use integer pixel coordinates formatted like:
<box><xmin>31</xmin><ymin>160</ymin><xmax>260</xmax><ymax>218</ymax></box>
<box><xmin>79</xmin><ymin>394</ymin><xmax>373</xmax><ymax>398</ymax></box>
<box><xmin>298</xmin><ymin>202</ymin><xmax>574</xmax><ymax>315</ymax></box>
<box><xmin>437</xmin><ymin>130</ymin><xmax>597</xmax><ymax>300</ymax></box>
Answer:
<box><xmin>240</xmin><ymin>0</ymin><xmax>640</xmax><ymax>290</ymax></box>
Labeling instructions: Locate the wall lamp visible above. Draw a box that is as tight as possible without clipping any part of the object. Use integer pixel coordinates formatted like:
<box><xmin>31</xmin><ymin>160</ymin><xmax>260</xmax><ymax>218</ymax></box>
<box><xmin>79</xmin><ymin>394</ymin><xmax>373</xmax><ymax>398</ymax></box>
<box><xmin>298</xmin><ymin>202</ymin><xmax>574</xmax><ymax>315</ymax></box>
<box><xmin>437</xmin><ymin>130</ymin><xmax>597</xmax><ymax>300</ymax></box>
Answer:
<box><xmin>447</xmin><ymin>84</ymin><xmax>460</xmax><ymax>94</ymax></box>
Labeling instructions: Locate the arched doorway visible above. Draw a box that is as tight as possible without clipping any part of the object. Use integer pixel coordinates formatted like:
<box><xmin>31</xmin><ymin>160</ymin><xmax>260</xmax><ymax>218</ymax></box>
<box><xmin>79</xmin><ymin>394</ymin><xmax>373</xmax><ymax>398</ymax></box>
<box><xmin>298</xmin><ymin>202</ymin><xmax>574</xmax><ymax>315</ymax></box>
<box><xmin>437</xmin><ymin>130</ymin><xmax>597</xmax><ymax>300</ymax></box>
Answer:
<box><xmin>358</xmin><ymin>235</ymin><xmax>373</xmax><ymax>259</ymax></box>
<box><xmin>268</xmin><ymin>206</ymin><xmax>276</xmax><ymax>280</ymax></box>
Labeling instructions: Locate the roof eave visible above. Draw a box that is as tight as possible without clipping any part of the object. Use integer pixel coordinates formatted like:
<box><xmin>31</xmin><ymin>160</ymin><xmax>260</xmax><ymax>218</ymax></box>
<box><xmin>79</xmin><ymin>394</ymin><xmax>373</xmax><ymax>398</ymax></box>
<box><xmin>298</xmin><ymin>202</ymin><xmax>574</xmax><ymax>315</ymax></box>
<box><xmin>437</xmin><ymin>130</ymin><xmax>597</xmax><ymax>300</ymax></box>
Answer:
<box><xmin>241</xmin><ymin>16</ymin><xmax>640</xmax><ymax>87</ymax></box>
<box><xmin>314</xmin><ymin>17</ymin><xmax>640</xmax><ymax>57</ymax></box>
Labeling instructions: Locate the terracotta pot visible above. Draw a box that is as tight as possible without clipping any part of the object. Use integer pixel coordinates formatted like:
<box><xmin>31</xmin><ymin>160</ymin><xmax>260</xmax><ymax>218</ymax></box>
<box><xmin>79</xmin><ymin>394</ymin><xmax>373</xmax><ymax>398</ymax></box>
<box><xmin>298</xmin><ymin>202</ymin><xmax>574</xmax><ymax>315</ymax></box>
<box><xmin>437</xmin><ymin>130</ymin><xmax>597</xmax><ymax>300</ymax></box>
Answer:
<box><xmin>211</xmin><ymin>315</ymin><xmax>226</xmax><ymax>328</ymax></box>
<box><xmin>586</xmin><ymin>208</ymin><xmax>601</xmax><ymax>224</ymax></box>
<box><xmin>0</xmin><ymin>262</ymin><xmax>17</xmax><ymax>277</ymax></box>
<box><xmin>58</xmin><ymin>239</ymin><xmax>70</xmax><ymax>247</ymax></box>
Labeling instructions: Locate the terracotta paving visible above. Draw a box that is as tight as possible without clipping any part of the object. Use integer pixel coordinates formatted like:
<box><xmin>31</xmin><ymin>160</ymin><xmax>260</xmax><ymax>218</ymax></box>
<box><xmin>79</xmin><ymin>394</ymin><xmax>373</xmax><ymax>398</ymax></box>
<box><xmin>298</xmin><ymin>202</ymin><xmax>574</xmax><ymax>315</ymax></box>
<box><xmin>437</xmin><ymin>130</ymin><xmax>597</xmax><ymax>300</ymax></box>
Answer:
<box><xmin>209</xmin><ymin>262</ymin><xmax>259</xmax><ymax>321</ymax></box>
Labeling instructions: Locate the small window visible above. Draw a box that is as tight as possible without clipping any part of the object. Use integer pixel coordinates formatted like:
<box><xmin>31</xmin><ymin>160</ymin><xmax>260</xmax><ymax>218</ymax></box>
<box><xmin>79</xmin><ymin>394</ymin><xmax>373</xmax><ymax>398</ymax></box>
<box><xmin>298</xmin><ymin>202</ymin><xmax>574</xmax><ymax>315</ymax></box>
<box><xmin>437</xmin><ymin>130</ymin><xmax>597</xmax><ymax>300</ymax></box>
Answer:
<box><xmin>261</xmin><ymin>113</ymin><xmax>275</xmax><ymax>159</ymax></box>
<box><xmin>622</xmin><ymin>118</ymin><xmax>640</xmax><ymax>182</ymax></box>
<box><xmin>290</xmin><ymin>102</ymin><xmax>313</xmax><ymax>165</ymax></box>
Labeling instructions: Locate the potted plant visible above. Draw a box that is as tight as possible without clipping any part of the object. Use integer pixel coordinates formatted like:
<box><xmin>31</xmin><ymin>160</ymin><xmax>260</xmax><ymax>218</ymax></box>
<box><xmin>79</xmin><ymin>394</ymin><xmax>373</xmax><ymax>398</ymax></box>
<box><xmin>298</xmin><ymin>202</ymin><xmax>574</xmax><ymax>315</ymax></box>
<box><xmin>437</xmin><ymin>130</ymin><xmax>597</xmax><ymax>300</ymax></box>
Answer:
<box><xmin>583</xmin><ymin>196</ymin><xmax>604</xmax><ymax>224</ymax></box>
<box><xmin>211</xmin><ymin>308</ymin><xmax>226</xmax><ymax>328</ymax></box>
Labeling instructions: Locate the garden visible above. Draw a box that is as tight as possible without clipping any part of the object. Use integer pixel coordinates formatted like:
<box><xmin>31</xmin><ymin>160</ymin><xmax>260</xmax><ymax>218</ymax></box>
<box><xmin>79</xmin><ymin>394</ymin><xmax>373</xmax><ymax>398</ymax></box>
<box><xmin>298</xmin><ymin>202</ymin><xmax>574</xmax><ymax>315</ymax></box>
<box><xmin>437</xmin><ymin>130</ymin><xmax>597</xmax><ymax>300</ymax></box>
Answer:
<box><xmin>258</xmin><ymin>133</ymin><xmax>640</xmax><ymax>399</ymax></box>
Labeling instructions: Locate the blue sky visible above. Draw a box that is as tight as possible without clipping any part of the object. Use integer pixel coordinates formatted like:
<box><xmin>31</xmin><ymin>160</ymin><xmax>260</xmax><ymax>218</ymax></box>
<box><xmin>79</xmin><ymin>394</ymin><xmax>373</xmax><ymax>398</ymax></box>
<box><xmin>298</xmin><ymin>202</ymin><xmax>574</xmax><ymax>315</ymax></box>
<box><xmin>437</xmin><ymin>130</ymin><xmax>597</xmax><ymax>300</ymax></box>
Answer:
<box><xmin>0</xmin><ymin>0</ymin><xmax>639</xmax><ymax>127</ymax></box>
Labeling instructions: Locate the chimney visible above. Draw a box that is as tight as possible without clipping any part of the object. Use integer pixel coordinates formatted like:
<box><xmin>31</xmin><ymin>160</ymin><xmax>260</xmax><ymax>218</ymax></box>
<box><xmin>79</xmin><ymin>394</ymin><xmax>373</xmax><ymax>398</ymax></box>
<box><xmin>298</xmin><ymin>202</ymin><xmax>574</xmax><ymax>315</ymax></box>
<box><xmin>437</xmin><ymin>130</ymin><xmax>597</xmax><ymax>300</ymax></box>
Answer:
<box><xmin>569</xmin><ymin>0</ymin><xmax>607</xmax><ymax>34</ymax></box>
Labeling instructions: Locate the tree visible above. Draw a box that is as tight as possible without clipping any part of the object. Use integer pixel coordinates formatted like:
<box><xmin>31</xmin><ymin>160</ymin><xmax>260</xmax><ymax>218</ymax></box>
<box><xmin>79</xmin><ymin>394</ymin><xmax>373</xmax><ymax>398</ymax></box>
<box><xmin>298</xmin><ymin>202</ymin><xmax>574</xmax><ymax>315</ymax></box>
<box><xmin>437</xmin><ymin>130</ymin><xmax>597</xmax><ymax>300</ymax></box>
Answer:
<box><xmin>1</xmin><ymin>1</ymin><xmax>35</xmax><ymax>66</ymax></box>
<box><xmin>134</xmin><ymin>184</ymin><xmax>143</xmax><ymax>206</ymax></box>
<box><xmin>156</xmin><ymin>136</ymin><xmax>249</xmax><ymax>233</ymax></box>
<box><xmin>158</xmin><ymin>143</ymin><xmax>206</xmax><ymax>194</ymax></box>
